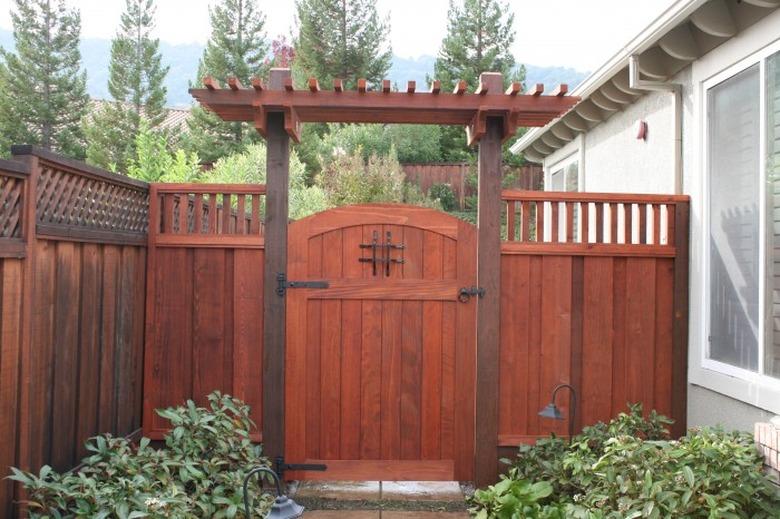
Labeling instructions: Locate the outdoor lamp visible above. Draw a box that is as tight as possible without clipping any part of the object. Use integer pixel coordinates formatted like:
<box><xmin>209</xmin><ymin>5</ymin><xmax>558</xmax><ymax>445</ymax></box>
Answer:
<box><xmin>243</xmin><ymin>466</ymin><xmax>304</xmax><ymax>519</ymax></box>
<box><xmin>538</xmin><ymin>383</ymin><xmax>577</xmax><ymax>440</ymax></box>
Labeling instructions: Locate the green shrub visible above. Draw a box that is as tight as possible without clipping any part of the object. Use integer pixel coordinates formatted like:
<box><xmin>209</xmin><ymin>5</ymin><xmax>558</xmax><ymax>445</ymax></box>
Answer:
<box><xmin>429</xmin><ymin>183</ymin><xmax>457</xmax><ymax>212</ymax></box>
<box><xmin>10</xmin><ymin>392</ymin><xmax>272</xmax><ymax>518</ymax></box>
<box><xmin>470</xmin><ymin>404</ymin><xmax>780</xmax><ymax>518</ymax></box>
<box><xmin>318</xmin><ymin>148</ymin><xmax>441</xmax><ymax>210</ymax></box>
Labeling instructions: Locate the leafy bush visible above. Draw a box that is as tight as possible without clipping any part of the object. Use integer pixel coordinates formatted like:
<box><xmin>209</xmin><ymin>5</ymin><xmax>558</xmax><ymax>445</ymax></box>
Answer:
<box><xmin>205</xmin><ymin>143</ymin><xmax>330</xmax><ymax>220</ymax></box>
<box><xmin>10</xmin><ymin>392</ymin><xmax>272</xmax><ymax>518</ymax></box>
<box><xmin>471</xmin><ymin>479</ymin><xmax>564</xmax><ymax>519</ymax></box>
<box><xmin>429</xmin><ymin>183</ymin><xmax>457</xmax><ymax>211</ymax></box>
<box><xmin>318</xmin><ymin>148</ymin><xmax>441</xmax><ymax>209</ymax></box>
<box><xmin>470</xmin><ymin>404</ymin><xmax>780</xmax><ymax>518</ymax></box>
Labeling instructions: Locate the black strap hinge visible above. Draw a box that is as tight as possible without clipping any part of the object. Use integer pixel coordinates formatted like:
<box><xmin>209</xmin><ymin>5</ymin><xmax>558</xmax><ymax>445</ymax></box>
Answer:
<box><xmin>276</xmin><ymin>273</ymin><xmax>329</xmax><ymax>297</ymax></box>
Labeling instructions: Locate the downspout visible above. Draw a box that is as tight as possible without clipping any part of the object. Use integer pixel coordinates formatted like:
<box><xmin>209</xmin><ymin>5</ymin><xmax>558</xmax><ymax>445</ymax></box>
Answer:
<box><xmin>629</xmin><ymin>55</ymin><xmax>683</xmax><ymax>194</ymax></box>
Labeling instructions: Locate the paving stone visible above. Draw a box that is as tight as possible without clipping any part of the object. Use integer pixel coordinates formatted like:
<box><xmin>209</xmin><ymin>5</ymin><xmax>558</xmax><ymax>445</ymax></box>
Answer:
<box><xmin>304</xmin><ymin>511</ymin><xmax>380</xmax><ymax>519</ymax></box>
<box><xmin>381</xmin><ymin>481</ymin><xmax>463</xmax><ymax>502</ymax></box>
<box><xmin>382</xmin><ymin>512</ymin><xmax>469</xmax><ymax>518</ymax></box>
<box><xmin>294</xmin><ymin>480</ymin><xmax>381</xmax><ymax>500</ymax></box>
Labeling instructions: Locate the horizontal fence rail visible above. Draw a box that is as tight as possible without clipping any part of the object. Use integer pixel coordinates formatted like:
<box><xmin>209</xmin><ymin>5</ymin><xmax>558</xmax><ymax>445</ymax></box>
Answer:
<box><xmin>151</xmin><ymin>184</ymin><xmax>266</xmax><ymax>248</ymax></box>
<box><xmin>502</xmin><ymin>190</ymin><xmax>690</xmax><ymax>257</ymax></box>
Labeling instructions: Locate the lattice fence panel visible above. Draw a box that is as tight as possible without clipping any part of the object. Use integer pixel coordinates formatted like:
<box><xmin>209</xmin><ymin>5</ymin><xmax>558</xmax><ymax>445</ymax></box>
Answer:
<box><xmin>36</xmin><ymin>165</ymin><xmax>149</xmax><ymax>233</ymax></box>
<box><xmin>0</xmin><ymin>175</ymin><xmax>23</xmax><ymax>238</ymax></box>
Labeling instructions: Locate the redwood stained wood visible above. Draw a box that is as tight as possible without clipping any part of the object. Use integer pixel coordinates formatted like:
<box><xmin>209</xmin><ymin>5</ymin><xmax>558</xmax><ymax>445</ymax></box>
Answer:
<box><xmin>474</xmin><ymin>107</ymin><xmax>503</xmax><ymax>486</ymax></box>
<box><xmin>581</xmin><ymin>257</ymin><xmax>614</xmax><ymax>424</ymax></box>
<box><xmin>285</xmin><ymin>205</ymin><xmax>476</xmax><ymax>481</ymax></box>
<box><xmin>671</xmin><ymin>203</ymin><xmax>689</xmax><ymax>438</ymax></box>
<box><xmin>626</xmin><ymin>258</ymin><xmax>656</xmax><ymax>406</ymax></box>
<box><xmin>190</xmin><ymin>82</ymin><xmax>579</xmax><ymax>130</ymax></box>
<box><xmin>52</xmin><ymin>242</ymin><xmax>80</xmax><ymax>470</ymax></box>
<box><xmin>611</xmin><ymin>258</ymin><xmax>627</xmax><ymax>415</ymax></box>
<box><xmin>286</xmin><ymin>459</ymin><xmax>454</xmax><ymax>481</ymax></box>
<box><xmin>0</xmin><ymin>259</ymin><xmax>22</xmax><ymax>517</ymax></box>
<box><xmin>262</xmin><ymin>68</ymin><xmax>291</xmax><ymax>463</ymax></box>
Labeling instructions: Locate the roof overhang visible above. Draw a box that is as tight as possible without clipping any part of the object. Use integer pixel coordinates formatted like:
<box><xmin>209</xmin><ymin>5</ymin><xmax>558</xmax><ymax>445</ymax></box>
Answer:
<box><xmin>511</xmin><ymin>0</ymin><xmax>780</xmax><ymax>162</ymax></box>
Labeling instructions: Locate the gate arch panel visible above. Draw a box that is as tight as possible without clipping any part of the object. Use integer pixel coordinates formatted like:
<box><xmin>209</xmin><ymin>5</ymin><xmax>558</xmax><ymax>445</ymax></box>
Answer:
<box><xmin>285</xmin><ymin>204</ymin><xmax>477</xmax><ymax>481</ymax></box>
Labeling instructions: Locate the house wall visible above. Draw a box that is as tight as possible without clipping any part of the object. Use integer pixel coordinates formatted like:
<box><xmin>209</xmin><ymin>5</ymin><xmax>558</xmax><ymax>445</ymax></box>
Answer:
<box><xmin>541</xmin><ymin>8</ymin><xmax>780</xmax><ymax>431</ymax></box>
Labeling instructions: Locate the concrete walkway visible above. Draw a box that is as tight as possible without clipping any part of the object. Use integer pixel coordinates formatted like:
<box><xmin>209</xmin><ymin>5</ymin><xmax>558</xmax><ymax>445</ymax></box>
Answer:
<box><xmin>291</xmin><ymin>481</ymin><xmax>470</xmax><ymax>518</ymax></box>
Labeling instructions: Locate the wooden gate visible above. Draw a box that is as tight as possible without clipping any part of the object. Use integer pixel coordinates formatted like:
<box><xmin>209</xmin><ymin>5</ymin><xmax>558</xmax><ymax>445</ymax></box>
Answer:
<box><xmin>284</xmin><ymin>204</ymin><xmax>477</xmax><ymax>481</ymax></box>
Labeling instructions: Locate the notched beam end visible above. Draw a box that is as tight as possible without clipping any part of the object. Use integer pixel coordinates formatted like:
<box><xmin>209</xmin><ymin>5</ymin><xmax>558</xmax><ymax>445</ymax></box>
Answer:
<box><xmin>203</xmin><ymin>76</ymin><xmax>219</xmax><ymax>90</ymax></box>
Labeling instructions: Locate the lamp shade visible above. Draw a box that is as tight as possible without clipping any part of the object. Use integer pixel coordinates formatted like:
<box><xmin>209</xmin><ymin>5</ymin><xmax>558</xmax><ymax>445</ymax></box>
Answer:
<box><xmin>267</xmin><ymin>495</ymin><xmax>305</xmax><ymax>519</ymax></box>
<box><xmin>538</xmin><ymin>403</ymin><xmax>564</xmax><ymax>420</ymax></box>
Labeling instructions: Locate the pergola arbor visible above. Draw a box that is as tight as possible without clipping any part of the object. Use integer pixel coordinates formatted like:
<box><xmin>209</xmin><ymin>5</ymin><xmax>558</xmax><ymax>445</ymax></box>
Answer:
<box><xmin>190</xmin><ymin>68</ymin><xmax>577</xmax><ymax>485</ymax></box>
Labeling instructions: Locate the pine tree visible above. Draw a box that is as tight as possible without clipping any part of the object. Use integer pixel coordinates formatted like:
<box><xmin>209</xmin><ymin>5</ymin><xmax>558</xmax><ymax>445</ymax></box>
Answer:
<box><xmin>185</xmin><ymin>0</ymin><xmax>268</xmax><ymax>163</ymax></box>
<box><xmin>84</xmin><ymin>0</ymin><xmax>169</xmax><ymax>170</ymax></box>
<box><xmin>294</xmin><ymin>0</ymin><xmax>392</xmax><ymax>89</ymax></box>
<box><xmin>0</xmin><ymin>0</ymin><xmax>89</xmax><ymax>158</ymax></box>
<box><xmin>432</xmin><ymin>0</ymin><xmax>524</xmax><ymax>160</ymax></box>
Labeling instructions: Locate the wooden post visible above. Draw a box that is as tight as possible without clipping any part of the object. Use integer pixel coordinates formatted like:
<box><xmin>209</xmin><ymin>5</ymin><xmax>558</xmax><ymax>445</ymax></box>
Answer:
<box><xmin>262</xmin><ymin>69</ymin><xmax>291</xmax><ymax>466</ymax></box>
<box><xmin>671</xmin><ymin>201</ymin><xmax>689</xmax><ymax>438</ymax></box>
<box><xmin>12</xmin><ymin>150</ymin><xmax>39</xmax><ymax>518</ymax></box>
<box><xmin>474</xmin><ymin>72</ymin><xmax>504</xmax><ymax>487</ymax></box>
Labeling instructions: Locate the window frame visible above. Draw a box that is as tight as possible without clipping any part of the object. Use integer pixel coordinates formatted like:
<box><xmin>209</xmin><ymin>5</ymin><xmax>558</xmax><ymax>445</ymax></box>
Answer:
<box><xmin>546</xmin><ymin>152</ymin><xmax>580</xmax><ymax>192</ymax></box>
<box><xmin>701</xmin><ymin>39</ymin><xmax>780</xmax><ymax>393</ymax></box>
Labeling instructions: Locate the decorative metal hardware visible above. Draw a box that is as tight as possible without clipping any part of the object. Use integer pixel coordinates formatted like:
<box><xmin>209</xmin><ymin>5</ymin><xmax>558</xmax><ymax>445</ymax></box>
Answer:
<box><xmin>276</xmin><ymin>272</ymin><xmax>329</xmax><ymax>297</ymax></box>
<box><xmin>358</xmin><ymin>230</ymin><xmax>404</xmax><ymax>277</ymax></box>
<box><xmin>458</xmin><ymin>286</ymin><xmax>485</xmax><ymax>303</ymax></box>
<box><xmin>274</xmin><ymin>455</ymin><xmax>328</xmax><ymax>481</ymax></box>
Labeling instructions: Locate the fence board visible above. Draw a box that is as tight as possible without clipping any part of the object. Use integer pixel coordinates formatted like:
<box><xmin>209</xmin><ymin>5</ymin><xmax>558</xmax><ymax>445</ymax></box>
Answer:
<box><xmin>143</xmin><ymin>184</ymin><xmax>266</xmax><ymax>441</ymax></box>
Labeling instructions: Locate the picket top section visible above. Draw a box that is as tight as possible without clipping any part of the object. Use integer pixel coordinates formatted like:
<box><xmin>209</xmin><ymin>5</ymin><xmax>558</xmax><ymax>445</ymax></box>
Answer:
<box><xmin>502</xmin><ymin>190</ymin><xmax>690</xmax><ymax>258</ymax></box>
<box><xmin>149</xmin><ymin>183</ymin><xmax>266</xmax><ymax>249</ymax></box>
<box><xmin>190</xmin><ymin>69</ymin><xmax>579</xmax><ymax>145</ymax></box>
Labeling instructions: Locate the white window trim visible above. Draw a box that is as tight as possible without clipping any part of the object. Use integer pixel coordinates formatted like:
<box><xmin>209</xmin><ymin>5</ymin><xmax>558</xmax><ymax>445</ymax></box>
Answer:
<box><xmin>545</xmin><ymin>152</ymin><xmax>581</xmax><ymax>192</ymax></box>
<box><xmin>694</xmin><ymin>38</ymin><xmax>780</xmax><ymax>415</ymax></box>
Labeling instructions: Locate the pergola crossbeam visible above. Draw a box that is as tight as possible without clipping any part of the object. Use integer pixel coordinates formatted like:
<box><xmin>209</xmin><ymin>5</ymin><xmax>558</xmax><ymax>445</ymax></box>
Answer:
<box><xmin>191</xmin><ymin>74</ymin><xmax>577</xmax><ymax>144</ymax></box>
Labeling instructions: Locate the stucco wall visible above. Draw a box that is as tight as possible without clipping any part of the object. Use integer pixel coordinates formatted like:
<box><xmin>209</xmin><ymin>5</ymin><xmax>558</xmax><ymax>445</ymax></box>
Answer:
<box><xmin>687</xmin><ymin>385</ymin><xmax>775</xmax><ymax>430</ymax></box>
<box><xmin>582</xmin><ymin>87</ymin><xmax>677</xmax><ymax>194</ymax></box>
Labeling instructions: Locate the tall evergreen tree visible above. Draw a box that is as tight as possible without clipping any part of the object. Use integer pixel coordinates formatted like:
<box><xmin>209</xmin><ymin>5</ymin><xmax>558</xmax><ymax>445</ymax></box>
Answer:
<box><xmin>185</xmin><ymin>0</ymin><xmax>268</xmax><ymax>163</ymax></box>
<box><xmin>432</xmin><ymin>0</ymin><xmax>524</xmax><ymax>160</ymax></box>
<box><xmin>0</xmin><ymin>0</ymin><xmax>88</xmax><ymax>158</ymax></box>
<box><xmin>84</xmin><ymin>0</ymin><xmax>169</xmax><ymax>170</ymax></box>
<box><xmin>294</xmin><ymin>0</ymin><xmax>392</xmax><ymax>89</ymax></box>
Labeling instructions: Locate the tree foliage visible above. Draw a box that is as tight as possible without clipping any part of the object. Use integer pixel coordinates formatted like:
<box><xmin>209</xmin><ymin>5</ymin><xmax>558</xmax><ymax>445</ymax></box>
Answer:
<box><xmin>186</xmin><ymin>0</ymin><xmax>268</xmax><ymax>163</ymax></box>
<box><xmin>204</xmin><ymin>143</ymin><xmax>330</xmax><ymax>220</ymax></box>
<box><xmin>294</xmin><ymin>0</ymin><xmax>392</xmax><ymax>89</ymax></box>
<box><xmin>127</xmin><ymin>122</ymin><xmax>201</xmax><ymax>182</ymax></box>
<box><xmin>432</xmin><ymin>0</ymin><xmax>524</xmax><ymax>161</ymax></box>
<box><xmin>0</xmin><ymin>0</ymin><xmax>88</xmax><ymax>158</ymax></box>
<box><xmin>84</xmin><ymin>0</ymin><xmax>169</xmax><ymax>171</ymax></box>
<box><xmin>318</xmin><ymin>123</ymin><xmax>443</xmax><ymax>164</ymax></box>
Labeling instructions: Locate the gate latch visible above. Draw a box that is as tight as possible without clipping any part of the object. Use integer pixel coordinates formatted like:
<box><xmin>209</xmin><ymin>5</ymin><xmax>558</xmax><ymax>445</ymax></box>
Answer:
<box><xmin>276</xmin><ymin>273</ymin><xmax>329</xmax><ymax>297</ymax></box>
<box><xmin>458</xmin><ymin>286</ymin><xmax>485</xmax><ymax>303</ymax></box>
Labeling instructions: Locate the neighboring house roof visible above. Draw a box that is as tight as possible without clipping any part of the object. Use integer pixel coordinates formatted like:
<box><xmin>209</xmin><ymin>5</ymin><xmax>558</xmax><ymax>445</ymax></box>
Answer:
<box><xmin>88</xmin><ymin>99</ymin><xmax>191</xmax><ymax>132</ymax></box>
<box><xmin>511</xmin><ymin>0</ymin><xmax>780</xmax><ymax>163</ymax></box>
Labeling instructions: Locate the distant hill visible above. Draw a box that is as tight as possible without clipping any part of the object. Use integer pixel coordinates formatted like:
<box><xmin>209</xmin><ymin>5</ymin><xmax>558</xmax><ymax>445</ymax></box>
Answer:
<box><xmin>0</xmin><ymin>28</ymin><xmax>588</xmax><ymax>108</ymax></box>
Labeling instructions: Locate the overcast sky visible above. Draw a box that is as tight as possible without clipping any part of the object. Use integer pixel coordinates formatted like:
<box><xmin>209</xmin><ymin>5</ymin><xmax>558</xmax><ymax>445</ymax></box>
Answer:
<box><xmin>0</xmin><ymin>0</ymin><xmax>677</xmax><ymax>71</ymax></box>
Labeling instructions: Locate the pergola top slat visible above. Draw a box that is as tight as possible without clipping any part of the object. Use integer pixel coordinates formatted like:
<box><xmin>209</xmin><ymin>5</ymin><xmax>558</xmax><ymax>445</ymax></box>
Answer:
<box><xmin>191</xmin><ymin>70</ymin><xmax>579</xmax><ymax>144</ymax></box>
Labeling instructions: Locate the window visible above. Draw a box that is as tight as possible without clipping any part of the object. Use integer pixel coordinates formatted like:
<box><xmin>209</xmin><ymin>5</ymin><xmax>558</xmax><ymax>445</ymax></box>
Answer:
<box><xmin>548</xmin><ymin>156</ymin><xmax>579</xmax><ymax>192</ymax></box>
<box><xmin>705</xmin><ymin>49</ymin><xmax>780</xmax><ymax>382</ymax></box>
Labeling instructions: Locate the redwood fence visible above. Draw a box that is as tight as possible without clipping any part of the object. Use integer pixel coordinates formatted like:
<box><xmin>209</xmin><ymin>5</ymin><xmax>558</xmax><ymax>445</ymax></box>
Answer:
<box><xmin>0</xmin><ymin>147</ymin><xmax>149</xmax><ymax>518</ymax></box>
<box><xmin>0</xmin><ymin>147</ymin><xmax>689</xmax><ymax>511</ymax></box>
<box><xmin>402</xmin><ymin>163</ymin><xmax>543</xmax><ymax>209</ymax></box>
